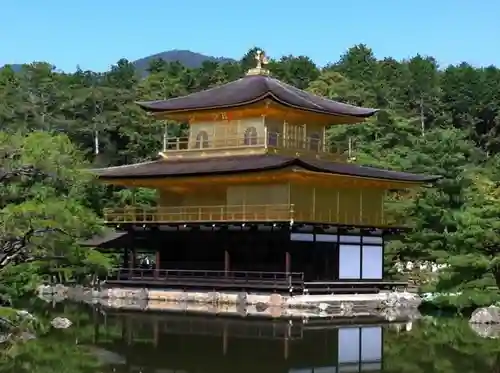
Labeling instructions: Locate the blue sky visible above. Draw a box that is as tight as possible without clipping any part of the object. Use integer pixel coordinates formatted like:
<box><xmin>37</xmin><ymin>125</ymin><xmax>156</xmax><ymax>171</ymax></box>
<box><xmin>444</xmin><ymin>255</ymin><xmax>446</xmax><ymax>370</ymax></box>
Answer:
<box><xmin>2</xmin><ymin>0</ymin><xmax>499</xmax><ymax>72</ymax></box>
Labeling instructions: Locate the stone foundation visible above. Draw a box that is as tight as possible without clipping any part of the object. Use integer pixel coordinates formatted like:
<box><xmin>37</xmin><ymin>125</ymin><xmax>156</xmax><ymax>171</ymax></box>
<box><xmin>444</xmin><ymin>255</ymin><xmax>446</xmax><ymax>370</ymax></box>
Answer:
<box><xmin>37</xmin><ymin>284</ymin><xmax>422</xmax><ymax>321</ymax></box>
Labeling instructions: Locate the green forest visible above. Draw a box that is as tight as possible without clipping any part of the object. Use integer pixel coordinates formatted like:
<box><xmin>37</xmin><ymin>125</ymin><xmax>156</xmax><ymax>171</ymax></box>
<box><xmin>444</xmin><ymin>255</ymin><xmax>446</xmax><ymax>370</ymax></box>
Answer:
<box><xmin>1</xmin><ymin>45</ymin><xmax>500</xmax><ymax>307</ymax></box>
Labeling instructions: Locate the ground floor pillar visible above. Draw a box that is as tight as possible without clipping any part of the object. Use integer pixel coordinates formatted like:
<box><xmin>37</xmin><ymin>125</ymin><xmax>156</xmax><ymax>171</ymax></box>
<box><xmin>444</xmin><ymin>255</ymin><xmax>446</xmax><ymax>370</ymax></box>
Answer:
<box><xmin>285</xmin><ymin>251</ymin><xmax>291</xmax><ymax>275</ymax></box>
<box><xmin>224</xmin><ymin>250</ymin><xmax>230</xmax><ymax>276</ymax></box>
<box><xmin>155</xmin><ymin>250</ymin><xmax>161</xmax><ymax>278</ymax></box>
<box><xmin>123</xmin><ymin>248</ymin><xmax>129</xmax><ymax>269</ymax></box>
<box><xmin>128</xmin><ymin>248</ymin><xmax>136</xmax><ymax>276</ymax></box>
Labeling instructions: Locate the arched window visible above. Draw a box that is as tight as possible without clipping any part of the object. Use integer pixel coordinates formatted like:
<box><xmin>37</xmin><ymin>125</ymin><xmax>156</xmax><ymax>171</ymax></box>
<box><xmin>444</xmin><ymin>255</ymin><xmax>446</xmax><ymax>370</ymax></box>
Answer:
<box><xmin>195</xmin><ymin>130</ymin><xmax>209</xmax><ymax>149</ymax></box>
<box><xmin>309</xmin><ymin>133</ymin><xmax>321</xmax><ymax>151</ymax></box>
<box><xmin>268</xmin><ymin>131</ymin><xmax>279</xmax><ymax>146</ymax></box>
<box><xmin>243</xmin><ymin>127</ymin><xmax>258</xmax><ymax>145</ymax></box>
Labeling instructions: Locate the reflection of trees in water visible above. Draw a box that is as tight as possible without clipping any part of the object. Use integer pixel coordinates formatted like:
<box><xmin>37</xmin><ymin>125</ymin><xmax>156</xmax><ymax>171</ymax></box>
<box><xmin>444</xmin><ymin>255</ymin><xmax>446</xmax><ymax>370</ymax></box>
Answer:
<box><xmin>0</xmin><ymin>301</ymin><xmax>107</xmax><ymax>373</ymax></box>
<box><xmin>0</xmin><ymin>336</ymin><xmax>101</xmax><ymax>373</ymax></box>
<box><xmin>3</xmin><ymin>301</ymin><xmax>500</xmax><ymax>373</ymax></box>
<box><xmin>383</xmin><ymin>318</ymin><xmax>500</xmax><ymax>373</ymax></box>
<box><xmin>494</xmin><ymin>354</ymin><xmax>500</xmax><ymax>373</ymax></box>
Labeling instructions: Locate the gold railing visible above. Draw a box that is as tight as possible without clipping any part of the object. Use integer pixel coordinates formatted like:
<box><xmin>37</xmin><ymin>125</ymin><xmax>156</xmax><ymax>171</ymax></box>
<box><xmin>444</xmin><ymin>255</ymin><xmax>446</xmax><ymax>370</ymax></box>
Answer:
<box><xmin>103</xmin><ymin>204</ymin><xmax>295</xmax><ymax>224</ymax></box>
<box><xmin>293</xmin><ymin>210</ymin><xmax>389</xmax><ymax>227</ymax></box>
<box><xmin>103</xmin><ymin>204</ymin><xmax>391</xmax><ymax>227</ymax></box>
<box><xmin>163</xmin><ymin>132</ymin><xmax>347</xmax><ymax>158</ymax></box>
<box><xmin>164</xmin><ymin>134</ymin><xmax>264</xmax><ymax>151</ymax></box>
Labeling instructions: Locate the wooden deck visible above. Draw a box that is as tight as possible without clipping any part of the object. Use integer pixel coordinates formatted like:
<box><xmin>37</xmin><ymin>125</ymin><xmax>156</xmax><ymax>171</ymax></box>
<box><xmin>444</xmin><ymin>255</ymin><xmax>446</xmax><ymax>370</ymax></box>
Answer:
<box><xmin>104</xmin><ymin>268</ymin><xmax>407</xmax><ymax>294</ymax></box>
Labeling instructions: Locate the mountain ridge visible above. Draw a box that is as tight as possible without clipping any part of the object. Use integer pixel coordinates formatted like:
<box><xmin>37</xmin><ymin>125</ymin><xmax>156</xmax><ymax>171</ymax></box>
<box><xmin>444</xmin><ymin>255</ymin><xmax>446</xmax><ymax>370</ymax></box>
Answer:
<box><xmin>1</xmin><ymin>50</ymin><xmax>234</xmax><ymax>73</ymax></box>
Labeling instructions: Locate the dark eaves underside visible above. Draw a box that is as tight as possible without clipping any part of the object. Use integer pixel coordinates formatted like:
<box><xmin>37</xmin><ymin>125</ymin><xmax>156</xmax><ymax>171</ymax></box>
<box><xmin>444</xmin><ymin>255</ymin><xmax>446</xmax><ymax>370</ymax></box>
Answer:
<box><xmin>79</xmin><ymin>231</ymin><xmax>128</xmax><ymax>247</ymax></box>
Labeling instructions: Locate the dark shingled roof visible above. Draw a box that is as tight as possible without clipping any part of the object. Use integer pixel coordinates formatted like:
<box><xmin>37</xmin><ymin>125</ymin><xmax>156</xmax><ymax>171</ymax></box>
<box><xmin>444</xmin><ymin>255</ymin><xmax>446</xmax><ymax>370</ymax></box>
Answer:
<box><xmin>94</xmin><ymin>155</ymin><xmax>440</xmax><ymax>183</ymax></box>
<box><xmin>136</xmin><ymin>75</ymin><xmax>378</xmax><ymax>118</ymax></box>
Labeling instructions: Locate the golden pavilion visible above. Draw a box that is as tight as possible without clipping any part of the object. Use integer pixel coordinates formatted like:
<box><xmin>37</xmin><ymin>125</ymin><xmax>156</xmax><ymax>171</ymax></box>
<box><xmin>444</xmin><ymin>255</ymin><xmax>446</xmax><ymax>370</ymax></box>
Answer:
<box><xmin>92</xmin><ymin>51</ymin><xmax>438</xmax><ymax>294</ymax></box>
<box><xmin>93</xmin><ymin>312</ymin><xmax>388</xmax><ymax>372</ymax></box>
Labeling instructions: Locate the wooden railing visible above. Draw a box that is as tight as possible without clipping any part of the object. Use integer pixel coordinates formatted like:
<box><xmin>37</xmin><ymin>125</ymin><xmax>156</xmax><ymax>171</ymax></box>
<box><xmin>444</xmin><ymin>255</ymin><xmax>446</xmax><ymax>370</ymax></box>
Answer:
<box><xmin>292</xmin><ymin>209</ymin><xmax>389</xmax><ymax>227</ymax></box>
<box><xmin>163</xmin><ymin>132</ymin><xmax>347</xmax><ymax>158</ymax></box>
<box><xmin>103</xmin><ymin>204</ymin><xmax>391</xmax><ymax>227</ymax></box>
<box><xmin>109</xmin><ymin>313</ymin><xmax>304</xmax><ymax>340</ymax></box>
<box><xmin>164</xmin><ymin>134</ymin><xmax>265</xmax><ymax>150</ymax></box>
<box><xmin>103</xmin><ymin>204</ymin><xmax>294</xmax><ymax>224</ymax></box>
<box><xmin>107</xmin><ymin>267</ymin><xmax>305</xmax><ymax>291</ymax></box>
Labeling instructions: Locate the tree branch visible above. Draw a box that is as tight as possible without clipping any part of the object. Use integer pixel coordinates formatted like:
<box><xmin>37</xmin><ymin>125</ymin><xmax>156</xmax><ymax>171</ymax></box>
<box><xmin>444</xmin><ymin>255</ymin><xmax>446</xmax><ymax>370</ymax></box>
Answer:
<box><xmin>0</xmin><ymin>165</ymin><xmax>49</xmax><ymax>184</ymax></box>
<box><xmin>0</xmin><ymin>162</ymin><xmax>73</xmax><ymax>272</ymax></box>
<box><xmin>0</xmin><ymin>227</ymin><xmax>72</xmax><ymax>270</ymax></box>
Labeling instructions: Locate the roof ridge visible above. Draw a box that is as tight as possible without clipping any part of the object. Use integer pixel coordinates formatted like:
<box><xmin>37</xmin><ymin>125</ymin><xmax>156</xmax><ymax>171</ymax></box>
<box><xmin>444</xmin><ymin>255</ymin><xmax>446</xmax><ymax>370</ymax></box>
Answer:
<box><xmin>89</xmin><ymin>159</ymin><xmax>159</xmax><ymax>172</ymax></box>
<box><xmin>269</xmin><ymin>77</ymin><xmax>323</xmax><ymax>109</ymax></box>
<box><xmin>271</xmin><ymin>76</ymin><xmax>378</xmax><ymax>112</ymax></box>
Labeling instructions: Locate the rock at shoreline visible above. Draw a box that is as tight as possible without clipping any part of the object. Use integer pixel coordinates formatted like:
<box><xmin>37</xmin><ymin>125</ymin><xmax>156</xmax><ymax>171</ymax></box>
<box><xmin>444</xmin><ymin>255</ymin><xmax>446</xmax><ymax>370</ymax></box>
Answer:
<box><xmin>16</xmin><ymin>310</ymin><xmax>35</xmax><ymax>320</ymax></box>
<box><xmin>469</xmin><ymin>305</ymin><xmax>500</xmax><ymax>324</ymax></box>
<box><xmin>0</xmin><ymin>331</ymin><xmax>35</xmax><ymax>344</ymax></box>
<box><xmin>255</xmin><ymin>302</ymin><xmax>268</xmax><ymax>312</ymax></box>
<box><xmin>36</xmin><ymin>283</ymin><xmax>422</xmax><ymax>322</ymax></box>
<box><xmin>0</xmin><ymin>333</ymin><xmax>10</xmax><ymax>344</ymax></box>
<box><xmin>469</xmin><ymin>323</ymin><xmax>500</xmax><ymax>339</ymax></box>
<box><xmin>87</xmin><ymin>346</ymin><xmax>126</xmax><ymax>365</ymax></box>
<box><xmin>381</xmin><ymin>308</ymin><xmax>398</xmax><ymax>322</ymax></box>
<box><xmin>51</xmin><ymin>317</ymin><xmax>72</xmax><ymax>329</ymax></box>
<box><xmin>340</xmin><ymin>301</ymin><xmax>354</xmax><ymax>317</ymax></box>
<box><xmin>381</xmin><ymin>291</ymin><xmax>421</xmax><ymax>309</ymax></box>
<box><xmin>41</xmin><ymin>284</ymin><xmax>69</xmax><ymax>296</ymax></box>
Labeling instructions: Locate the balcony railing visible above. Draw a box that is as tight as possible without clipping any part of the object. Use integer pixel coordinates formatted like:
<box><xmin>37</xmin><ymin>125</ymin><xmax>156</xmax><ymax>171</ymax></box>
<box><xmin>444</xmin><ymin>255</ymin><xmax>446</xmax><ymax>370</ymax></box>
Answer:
<box><xmin>104</xmin><ymin>204</ymin><xmax>294</xmax><ymax>224</ymax></box>
<box><xmin>108</xmin><ymin>268</ymin><xmax>305</xmax><ymax>289</ymax></box>
<box><xmin>162</xmin><ymin>131</ymin><xmax>348</xmax><ymax>160</ymax></box>
<box><xmin>103</xmin><ymin>204</ymin><xmax>390</xmax><ymax>227</ymax></box>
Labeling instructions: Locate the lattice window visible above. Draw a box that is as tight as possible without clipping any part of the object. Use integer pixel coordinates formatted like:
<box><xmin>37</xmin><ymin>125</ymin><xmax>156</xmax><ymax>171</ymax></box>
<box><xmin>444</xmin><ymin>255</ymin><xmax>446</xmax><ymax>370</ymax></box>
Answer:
<box><xmin>309</xmin><ymin>132</ymin><xmax>321</xmax><ymax>151</ymax></box>
<box><xmin>243</xmin><ymin>127</ymin><xmax>258</xmax><ymax>145</ymax></box>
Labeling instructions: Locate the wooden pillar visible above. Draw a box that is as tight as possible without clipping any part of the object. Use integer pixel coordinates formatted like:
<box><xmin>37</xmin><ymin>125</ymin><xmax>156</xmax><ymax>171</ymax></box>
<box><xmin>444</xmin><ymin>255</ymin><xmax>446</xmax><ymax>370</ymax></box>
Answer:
<box><xmin>155</xmin><ymin>249</ymin><xmax>161</xmax><ymax>278</ymax></box>
<box><xmin>123</xmin><ymin>248</ymin><xmax>129</xmax><ymax>269</ymax></box>
<box><xmin>131</xmin><ymin>248</ymin><xmax>136</xmax><ymax>268</ymax></box>
<box><xmin>285</xmin><ymin>251</ymin><xmax>291</xmax><ymax>274</ymax></box>
<box><xmin>121</xmin><ymin>318</ymin><xmax>126</xmax><ymax>340</ymax></box>
<box><xmin>224</xmin><ymin>250</ymin><xmax>230</xmax><ymax>276</ymax></box>
<box><xmin>128</xmin><ymin>248</ymin><xmax>135</xmax><ymax>276</ymax></box>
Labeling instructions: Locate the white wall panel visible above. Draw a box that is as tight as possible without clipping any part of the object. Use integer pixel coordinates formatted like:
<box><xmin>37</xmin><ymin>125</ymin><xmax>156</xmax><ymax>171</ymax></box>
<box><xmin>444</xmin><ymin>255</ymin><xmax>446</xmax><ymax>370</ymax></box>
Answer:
<box><xmin>361</xmin><ymin>246</ymin><xmax>383</xmax><ymax>279</ymax></box>
<box><xmin>339</xmin><ymin>245</ymin><xmax>361</xmax><ymax>279</ymax></box>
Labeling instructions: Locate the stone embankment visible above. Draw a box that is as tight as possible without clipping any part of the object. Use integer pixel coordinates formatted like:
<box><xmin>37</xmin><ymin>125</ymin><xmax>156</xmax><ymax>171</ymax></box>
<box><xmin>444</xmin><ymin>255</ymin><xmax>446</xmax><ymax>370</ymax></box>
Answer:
<box><xmin>37</xmin><ymin>284</ymin><xmax>422</xmax><ymax>321</ymax></box>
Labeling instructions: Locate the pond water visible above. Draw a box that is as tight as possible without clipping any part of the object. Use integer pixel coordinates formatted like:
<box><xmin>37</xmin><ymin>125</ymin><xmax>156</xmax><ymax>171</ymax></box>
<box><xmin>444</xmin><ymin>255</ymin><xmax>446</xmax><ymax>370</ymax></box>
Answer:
<box><xmin>2</xmin><ymin>301</ymin><xmax>500</xmax><ymax>373</ymax></box>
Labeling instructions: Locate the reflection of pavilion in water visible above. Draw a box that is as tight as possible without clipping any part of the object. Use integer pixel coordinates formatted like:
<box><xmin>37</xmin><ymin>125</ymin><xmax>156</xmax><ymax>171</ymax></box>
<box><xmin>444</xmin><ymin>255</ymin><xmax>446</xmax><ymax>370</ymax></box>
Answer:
<box><xmin>93</xmin><ymin>312</ymin><xmax>395</xmax><ymax>373</ymax></box>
